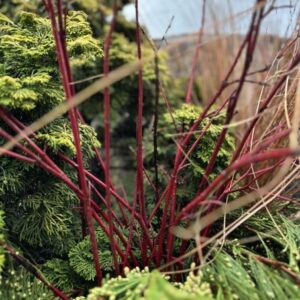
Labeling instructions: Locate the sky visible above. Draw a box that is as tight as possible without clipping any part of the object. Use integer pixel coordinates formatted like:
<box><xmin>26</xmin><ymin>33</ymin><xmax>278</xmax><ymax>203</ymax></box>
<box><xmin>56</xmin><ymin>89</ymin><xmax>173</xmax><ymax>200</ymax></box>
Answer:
<box><xmin>122</xmin><ymin>0</ymin><xmax>300</xmax><ymax>39</ymax></box>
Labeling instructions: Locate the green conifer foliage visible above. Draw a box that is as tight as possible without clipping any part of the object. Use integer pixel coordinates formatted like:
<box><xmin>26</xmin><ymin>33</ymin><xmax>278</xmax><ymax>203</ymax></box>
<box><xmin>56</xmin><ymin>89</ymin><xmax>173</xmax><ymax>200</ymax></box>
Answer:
<box><xmin>79</xmin><ymin>30</ymin><xmax>170</xmax><ymax>141</ymax></box>
<box><xmin>43</xmin><ymin>258</ymin><xmax>81</xmax><ymax>292</ymax></box>
<box><xmin>85</xmin><ymin>267</ymin><xmax>213</xmax><ymax>300</ymax></box>
<box><xmin>0</xmin><ymin>0</ymin><xmax>42</xmax><ymax>18</ymax></box>
<box><xmin>69</xmin><ymin>229</ymin><xmax>118</xmax><ymax>281</ymax></box>
<box><xmin>163</xmin><ymin>104</ymin><xmax>235</xmax><ymax>179</ymax></box>
<box><xmin>0</xmin><ymin>265</ymin><xmax>52</xmax><ymax>300</ymax></box>
<box><xmin>202</xmin><ymin>249</ymin><xmax>300</xmax><ymax>300</ymax></box>
<box><xmin>0</xmin><ymin>9</ymin><xmax>102</xmax><ymax>290</ymax></box>
<box><xmin>69</xmin><ymin>227</ymin><xmax>143</xmax><ymax>282</ymax></box>
<box><xmin>0</xmin><ymin>11</ymin><xmax>102</xmax><ymax>114</ymax></box>
<box><xmin>144</xmin><ymin>103</ymin><xmax>235</xmax><ymax>205</ymax></box>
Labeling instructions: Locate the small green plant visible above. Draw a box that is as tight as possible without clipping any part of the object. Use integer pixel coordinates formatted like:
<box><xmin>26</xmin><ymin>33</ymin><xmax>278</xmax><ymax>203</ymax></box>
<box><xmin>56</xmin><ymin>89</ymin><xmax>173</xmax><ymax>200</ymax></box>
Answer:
<box><xmin>85</xmin><ymin>267</ymin><xmax>212</xmax><ymax>300</ymax></box>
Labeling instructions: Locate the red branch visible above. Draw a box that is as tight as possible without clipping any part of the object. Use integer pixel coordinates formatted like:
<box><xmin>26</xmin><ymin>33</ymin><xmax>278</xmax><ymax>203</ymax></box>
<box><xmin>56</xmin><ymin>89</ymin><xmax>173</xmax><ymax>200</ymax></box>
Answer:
<box><xmin>177</xmin><ymin>148</ymin><xmax>298</xmax><ymax>221</ymax></box>
<box><xmin>45</xmin><ymin>0</ymin><xmax>102</xmax><ymax>284</ymax></box>
<box><xmin>135</xmin><ymin>0</ymin><xmax>146</xmax><ymax>219</ymax></box>
<box><xmin>197</xmin><ymin>0</ymin><xmax>265</xmax><ymax>192</ymax></box>
<box><xmin>103</xmin><ymin>0</ymin><xmax>119</xmax><ymax>275</ymax></box>
<box><xmin>131</xmin><ymin>0</ymin><xmax>147</xmax><ymax>265</ymax></box>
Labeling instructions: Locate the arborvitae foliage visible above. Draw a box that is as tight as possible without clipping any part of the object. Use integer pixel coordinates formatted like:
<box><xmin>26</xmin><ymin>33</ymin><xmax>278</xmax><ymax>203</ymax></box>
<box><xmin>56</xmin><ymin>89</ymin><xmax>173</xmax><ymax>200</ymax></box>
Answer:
<box><xmin>36</xmin><ymin>119</ymin><xmax>100</xmax><ymax>159</ymax></box>
<box><xmin>42</xmin><ymin>258</ymin><xmax>83</xmax><ymax>292</ymax></box>
<box><xmin>0</xmin><ymin>14</ymin><xmax>62</xmax><ymax>112</ymax></box>
<box><xmin>82</xmin><ymin>214</ymin><xmax>300</xmax><ymax>300</ymax></box>
<box><xmin>202</xmin><ymin>249</ymin><xmax>300</xmax><ymax>300</ymax></box>
<box><xmin>144</xmin><ymin>103</ymin><xmax>235</xmax><ymax>206</ymax></box>
<box><xmin>0</xmin><ymin>264</ymin><xmax>52</xmax><ymax>300</ymax></box>
<box><xmin>0</xmin><ymin>0</ymin><xmax>43</xmax><ymax>18</ymax></box>
<box><xmin>0</xmin><ymin>11</ymin><xmax>102</xmax><ymax>114</ymax></box>
<box><xmin>0</xmin><ymin>9</ymin><xmax>102</xmax><ymax>293</ymax></box>
<box><xmin>69</xmin><ymin>226</ymin><xmax>144</xmax><ymax>282</ymax></box>
<box><xmin>69</xmin><ymin>229</ymin><xmax>120</xmax><ymax>281</ymax></box>
<box><xmin>163</xmin><ymin>104</ymin><xmax>235</xmax><ymax>179</ymax></box>
<box><xmin>85</xmin><ymin>267</ymin><xmax>212</xmax><ymax>300</ymax></box>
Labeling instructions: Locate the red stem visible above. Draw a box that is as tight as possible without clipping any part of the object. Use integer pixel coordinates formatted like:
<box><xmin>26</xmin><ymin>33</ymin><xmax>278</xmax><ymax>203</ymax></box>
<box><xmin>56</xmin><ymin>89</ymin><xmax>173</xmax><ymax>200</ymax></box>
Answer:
<box><xmin>0</xmin><ymin>109</ymin><xmax>132</xmax><ymax>269</ymax></box>
<box><xmin>232</xmin><ymin>52</ymin><xmax>300</xmax><ymax>162</ymax></box>
<box><xmin>103</xmin><ymin>0</ymin><xmax>119</xmax><ymax>275</ymax></box>
<box><xmin>154</xmin><ymin>5</ymin><xmax>257</xmax><ymax>264</ymax></box>
<box><xmin>90</xmin><ymin>183</ymin><xmax>124</xmax><ymax>228</ymax></box>
<box><xmin>134</xmin><ymin>0</ymin><xmax>146</xmax><ymax>220</ymax></box>
<box><xmin>177</xmin><ymin>148</ymin><xmax>298</xmax><ymax>221</ymax></box>
<box><xmin>45</xmin><ymin>0</ymin><xmax>102</xmax><ymax>284</ymax></box>
<box><xmin>197</xmin><ymin>1</ymin><xmax>265</xmax><ymax>192</ymax></box>
<box><xmin>134</xmin><ymin>0</ymin><xmax>147</xmax><ymax>264</ymax></box>
<box><xmin>0</xmin><ymin>147</ymin><xmax>35</xmax><ymax>164</ymax></box>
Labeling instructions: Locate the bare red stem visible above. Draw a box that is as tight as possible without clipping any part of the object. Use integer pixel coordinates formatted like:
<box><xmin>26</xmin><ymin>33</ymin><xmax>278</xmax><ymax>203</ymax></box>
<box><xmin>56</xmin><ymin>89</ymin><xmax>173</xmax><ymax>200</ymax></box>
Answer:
<box><xmin>177</xmin><ymin>148</ymin><xmax>298</xmax><ymax>221</ymax></box>
<box><xmin>133</xmin><ymin>0</ymin><xmax>147</xmax><ymax>265</ymax></box>
<box><xmin>45</xmin><ymin>0</ymin><xmax>102</xmax><ymax>284</ymax></box>
<box><xmin>102</xmin><ymin>0</ymin><xmax>119</xmax><ymax>275</ymax></box>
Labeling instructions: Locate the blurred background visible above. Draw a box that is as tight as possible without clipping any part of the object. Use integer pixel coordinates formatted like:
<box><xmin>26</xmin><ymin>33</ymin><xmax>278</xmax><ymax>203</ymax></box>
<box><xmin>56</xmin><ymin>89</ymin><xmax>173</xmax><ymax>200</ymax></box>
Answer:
<box><xmin>123</xmin><ymin>0</ymin><xmax>299</xmax><ymax>38</ymax></box>
<box><xmin>120</xmin><ymin>0</ymin><xmax>300</xmax><ymax>123</ymax></box>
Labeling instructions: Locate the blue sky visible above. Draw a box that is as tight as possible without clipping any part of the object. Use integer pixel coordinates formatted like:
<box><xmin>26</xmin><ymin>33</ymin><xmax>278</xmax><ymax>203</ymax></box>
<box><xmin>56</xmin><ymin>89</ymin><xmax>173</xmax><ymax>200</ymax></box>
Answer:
<box><xmin>122</xmin><ymin>0</ymin><xmax>299</xmax><ymax>39</ymax></box>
